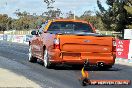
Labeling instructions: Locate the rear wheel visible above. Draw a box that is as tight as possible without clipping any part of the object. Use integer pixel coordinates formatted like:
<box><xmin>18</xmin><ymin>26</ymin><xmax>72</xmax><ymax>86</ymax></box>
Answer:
<box><xmin>28</xmin><ymin>46</ymin><xmax>37</xmax><ymax>63</ymax></box>
<box><xmin>43</xmin><ymin>49</ymin><xmax>52</xmax><ymax>68</ymax></box>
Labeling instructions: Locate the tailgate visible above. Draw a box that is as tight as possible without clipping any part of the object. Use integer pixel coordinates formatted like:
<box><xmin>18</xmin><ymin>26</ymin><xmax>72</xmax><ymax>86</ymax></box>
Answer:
<box><xmin>59</xmin><ymin>35</ymin><xmax>113</xmax><ymax>53</ymax></box>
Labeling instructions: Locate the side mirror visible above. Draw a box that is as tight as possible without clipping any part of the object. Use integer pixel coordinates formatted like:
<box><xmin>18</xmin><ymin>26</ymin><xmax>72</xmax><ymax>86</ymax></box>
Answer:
<box><xmin>31</xmin><ymin>30</ymin><xmax>37</xmax><ymax>35</ymax></box>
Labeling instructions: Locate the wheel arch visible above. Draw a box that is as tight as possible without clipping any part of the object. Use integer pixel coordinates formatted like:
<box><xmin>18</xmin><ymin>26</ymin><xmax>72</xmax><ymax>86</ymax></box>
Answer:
<box><xmin>43</xmin><ymin>45</ymin><xmax>46</xmax><ymax>51</ymax></box>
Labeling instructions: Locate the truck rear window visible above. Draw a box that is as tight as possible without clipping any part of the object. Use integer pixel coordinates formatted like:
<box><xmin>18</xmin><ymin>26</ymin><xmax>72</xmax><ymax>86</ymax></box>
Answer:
<box><xmin>48</xmin><ymin>22</ymin><xmax>94</xmax><ymax>33</ymax></box>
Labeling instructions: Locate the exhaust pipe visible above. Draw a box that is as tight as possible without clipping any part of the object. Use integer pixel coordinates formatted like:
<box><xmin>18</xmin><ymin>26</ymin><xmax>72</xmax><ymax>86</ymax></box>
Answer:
<box><xmin>97</xmin><ymin>62</ymin><xmax>104</xmax><ymax>68</ymax></box>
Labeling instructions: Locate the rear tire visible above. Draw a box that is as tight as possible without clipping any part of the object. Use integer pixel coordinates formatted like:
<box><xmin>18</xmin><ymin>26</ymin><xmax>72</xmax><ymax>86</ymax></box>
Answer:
<box><xmin>28</xmin><ymin>46</ymin><xmax>37</xmax><ymax>63</ymax></box>
<box><xmin>43</xmin><ymin>49</ymin><xmax>52</xmax><ymax>68</ymax></box>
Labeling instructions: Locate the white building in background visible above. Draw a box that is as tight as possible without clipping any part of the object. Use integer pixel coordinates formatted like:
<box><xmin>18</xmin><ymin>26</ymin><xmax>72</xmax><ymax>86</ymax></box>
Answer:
<box><xmin>124</xmin><ymin>29</ymin><xmax>132</xmax><ymax>39</ymax></box>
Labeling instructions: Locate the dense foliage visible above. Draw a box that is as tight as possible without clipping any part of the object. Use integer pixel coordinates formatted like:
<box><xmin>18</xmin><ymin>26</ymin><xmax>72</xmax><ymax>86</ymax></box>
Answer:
<box><xmin>97</xmin><ymin>0</ymin><xmax>132</xmax><ymax>32</ymax></box>
<box><xmin>0</xmin><ymin>14</ymin><xmax>12</xmax><ymax>31</ymax></box>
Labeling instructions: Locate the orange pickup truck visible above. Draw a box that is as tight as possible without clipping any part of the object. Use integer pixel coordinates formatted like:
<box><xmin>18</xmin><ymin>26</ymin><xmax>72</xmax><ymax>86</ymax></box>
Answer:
<box><xmin>29</xmin><ymin>19</ymin><xmax>116</xmax><ymax>69</ymax></box>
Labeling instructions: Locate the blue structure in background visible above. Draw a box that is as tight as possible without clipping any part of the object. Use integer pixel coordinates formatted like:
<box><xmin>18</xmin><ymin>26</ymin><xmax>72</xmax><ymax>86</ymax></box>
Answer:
<box><xmin>3</xmin><ymin>34</ymin><xmax>7</xmax><ymax>41</ymax></box>
<box><xmin>25</xmin><ymin>35</ymin><xmax>33</xmax><ymax>42</ymax></box>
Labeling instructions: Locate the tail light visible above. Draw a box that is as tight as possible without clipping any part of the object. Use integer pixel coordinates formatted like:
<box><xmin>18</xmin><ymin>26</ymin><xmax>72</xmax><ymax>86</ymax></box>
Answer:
<box><xmin>53</xmin><ymin>38</ymin><xmax>60</xmax><ymax>49</ymax></box>
<box><xmin>112</xmin><ymin>39</ymin><xmax>116</xmax><ymax>52</ymax></box>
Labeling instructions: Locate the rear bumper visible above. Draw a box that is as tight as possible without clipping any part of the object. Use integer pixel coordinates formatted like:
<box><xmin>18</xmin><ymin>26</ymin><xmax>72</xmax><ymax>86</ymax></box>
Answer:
<box><xmin>49</xmin><ymin>50</ymin><xmax>115</xmax><ymax>65</ymax></box>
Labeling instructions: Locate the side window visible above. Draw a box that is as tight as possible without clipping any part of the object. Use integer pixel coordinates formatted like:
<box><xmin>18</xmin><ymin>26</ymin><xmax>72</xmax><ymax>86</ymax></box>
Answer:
<box><xmin>48</xmin><ymin>23</ymin><xmax>60</xmax><ymax>31</ymax></box>
<box><xmin>39</xmin><ymin>21</ymin><xmax>48</xmax><ymax>34</ymax></box>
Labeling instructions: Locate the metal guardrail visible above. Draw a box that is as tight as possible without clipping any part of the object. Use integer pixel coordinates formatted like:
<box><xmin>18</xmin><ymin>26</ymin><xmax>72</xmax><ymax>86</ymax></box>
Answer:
<box><xmin>0</xmin><ymin>34</ymin><xmax>33</xmax><ymax>44</ymax></box>
<box><xmin>0</xmin><ymin>30</ymin><xmax>32</xmax><ymax>35</ymax></box>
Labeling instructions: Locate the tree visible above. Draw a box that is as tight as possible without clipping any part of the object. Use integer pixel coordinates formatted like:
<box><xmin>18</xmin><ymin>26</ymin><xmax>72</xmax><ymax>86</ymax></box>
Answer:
<box><xmin>124</xmin><ymin>0</ymin><xmax>132</xmax><ymax>28</ymax></box>
<box><xmin>97</xmin><ymin>0</ymin><xmax>132</xmax><ymax>32</ymax></box>
<box><xmin>66</xmin><ymin>11</ymin><xmax>74</xmax><ymax>19</ymax></box>
<box><xmin>43</xmin><ymin>0</ymin><xmax>62</xmax><ymax>20</ymax></box>
<box><xmin>79</xmin><ymin>10</ymin><xmax>105</xmax><ymax>31</ymax></box>
<box><xmin>14</xmin><ymin>9</ymin><xmax>30</xmax><ymax>18</ymax></box>
<box><xmin>0</xmin><ymin>14</ymin><xmax>12</xmax><ymax>31</ymax></box>
<box><xmin>81</xmin><ymin>11</ymin><xmax>93</xmax><ymax>17</ymax></box>
<box><xmin>13</xmin><ymin>10</ymin><xmax>44</xmax><ymax>30</ymax></box>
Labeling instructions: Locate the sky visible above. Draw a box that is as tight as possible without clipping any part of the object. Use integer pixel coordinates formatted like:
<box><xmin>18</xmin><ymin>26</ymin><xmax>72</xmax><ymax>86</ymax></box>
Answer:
<box><xmin>0</xmin><ymin>0</ymin><xmax>108</xmax><ymax>18</ymax></box>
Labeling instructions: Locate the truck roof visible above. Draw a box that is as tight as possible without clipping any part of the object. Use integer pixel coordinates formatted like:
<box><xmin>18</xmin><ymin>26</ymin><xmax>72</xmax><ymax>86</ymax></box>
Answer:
<box><xmin>51</xmin><ymin>19</ymin><xmax>88</xmax><ymax>24</ymax></box>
